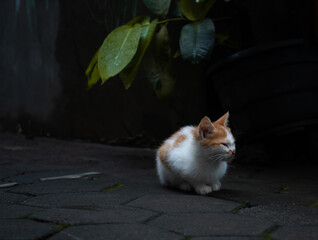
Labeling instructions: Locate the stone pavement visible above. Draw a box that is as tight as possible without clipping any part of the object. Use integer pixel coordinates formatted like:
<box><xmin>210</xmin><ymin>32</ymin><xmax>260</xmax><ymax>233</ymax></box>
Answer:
<box><xmin>0</xmin><ymin>133</ymin><xmax>317</xmax><ymax>240</ymax></box>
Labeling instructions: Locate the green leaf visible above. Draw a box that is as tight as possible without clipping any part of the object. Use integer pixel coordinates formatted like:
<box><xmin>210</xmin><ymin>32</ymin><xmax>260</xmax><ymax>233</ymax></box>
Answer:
<box><xmin>153</xmin><ymin>70</ymin><xmax>175</xmax><ymax>99</ymax></box>
<box><xmin>179</xmin><ymin>18</ymin><xmax>215</xmax><ymax>64</ymax></box>
<box><xmin>87</xmin><ymin>64</ymin><xmax>101</xmax><ymax>89</ymax></box>
<box><xmin>120</xmin><ymin>18</ymin><xmax>158</xmax><ymax>89</ymax></box>
<box><xmin>310</xmin><ymin>201</ymin><xmax>318</xmax><ymax>208</ymax></box>
<box><xmin>86</xmin><ymin>48</ymin><xmax>101</xmax><ymax>89</ymax></box>
<box><xmin>171</xmin><ymin>0</ymin><xmax>182</xmax><ymax>17</ymax></box>
<box><xmin>144</xmin><ymin>24</ymin><xmax>175</xmax><ymax>99</ymax></box>
<box><xmin>143</xmin><ymin>0</ymin><xmax>171</xmax><ymax>17</ymax></box>
<box><xmin>153</xmin><ymin>24</ymin><xmax>171</xmax><ymax>69</ymax></box>
<box><xmin>180</xmin><ymin>0</ymin><xmax>216</xmax><ymax>21</ymax></box>
<box><xmin>98</xmin><ymin>24</ymin><xmax>142</xmax><ymax>83</ymax></box>
<box><xmin>85</xmin><ymin>48</ymin><xmax>100</xmax><ymax>77</ymax></box>
<box><xmin>102</xmin><ymin>184</ymin><xmax>124</xmax><ymax>193</ymax></box>
<box><xmin>173</xmin><ymin>49</ymin><xmax>181</xmax><ymax>58</ymax></box>
<box><xmin>126</xmin><ymin>16</ymin><xmax>150</xmax><ymax>26</ymax></box>
<box><xmin>273</xmin><ymin>185</ymin><xmax>290</xmax><ymax>193</ymax></box>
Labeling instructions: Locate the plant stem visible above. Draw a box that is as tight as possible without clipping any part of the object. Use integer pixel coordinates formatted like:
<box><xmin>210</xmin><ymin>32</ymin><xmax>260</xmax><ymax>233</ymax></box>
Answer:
<box><xmin>157</xmin><ymin>17</ymin><xmax>187</xmax><ymax>24</ymax></box>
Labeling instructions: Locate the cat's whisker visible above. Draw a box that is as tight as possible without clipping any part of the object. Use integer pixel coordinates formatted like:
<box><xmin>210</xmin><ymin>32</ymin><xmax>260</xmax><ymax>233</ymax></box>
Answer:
<box><xmin>207</xmin><ymin>154</ymin><xmax>226</xmax><ymax>163</ymax></box>
<box><xmin>208</xmin><ymin>153</ymin><xmax>225</xmax><ymax>159</ymax></box>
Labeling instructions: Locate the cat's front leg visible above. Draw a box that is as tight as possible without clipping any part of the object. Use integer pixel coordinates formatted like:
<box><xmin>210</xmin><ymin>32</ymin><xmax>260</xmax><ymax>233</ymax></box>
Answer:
<box><xmin>194</xmin><ymin>184</ymin><xmax>212</xmax><ymax>195</ymax></box>
<box><xmin>208</xmin><ymin>180</ymin><xmax>221</xmax><ymax>191</ymax></box>
<box><xmin>186</xmin><ymin>179</ymin><xmax>212</xmax><ymax>195</ymax></box>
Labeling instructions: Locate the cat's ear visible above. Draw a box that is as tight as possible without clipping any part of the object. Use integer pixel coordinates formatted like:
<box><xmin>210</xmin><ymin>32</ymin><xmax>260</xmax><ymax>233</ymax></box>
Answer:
<box><xmin>214</xmin><ymin>112</ymin><xmax>230</xmax><ymax>126</ymax></box>
<box><xmin>198</xmin><ymin>116</ymin><xmax>215</xmax><ymax>138</ymax></box>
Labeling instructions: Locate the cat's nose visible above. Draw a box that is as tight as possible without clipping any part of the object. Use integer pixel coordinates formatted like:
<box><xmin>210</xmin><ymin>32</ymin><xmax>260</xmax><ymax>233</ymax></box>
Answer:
<box><xmin>227</xmin><ymin>150</ymin><xmax>235</xmax><ymax>155</ymax></box>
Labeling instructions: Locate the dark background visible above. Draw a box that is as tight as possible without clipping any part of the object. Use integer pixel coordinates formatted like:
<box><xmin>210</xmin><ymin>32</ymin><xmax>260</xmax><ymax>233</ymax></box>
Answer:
<box><xmin>1</xmin><ymin>0</ymin><xmax>318</xmax><ymax>164</ymax></box>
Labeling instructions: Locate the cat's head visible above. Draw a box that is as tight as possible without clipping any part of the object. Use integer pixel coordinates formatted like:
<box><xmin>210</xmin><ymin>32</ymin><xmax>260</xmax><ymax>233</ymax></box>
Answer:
<box><xmin>194</xmin><ymin>112</ymin><xmax>236</xmax><ymax>163</ymax></box>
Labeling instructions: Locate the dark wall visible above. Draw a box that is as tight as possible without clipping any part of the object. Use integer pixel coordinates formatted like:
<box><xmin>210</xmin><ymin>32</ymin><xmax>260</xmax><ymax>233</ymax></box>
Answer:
<box><xmin>1</xmin><ymin>0</ymin><xmax>317</xmax><ymax>150</ymax></box>
<box><xmin>0</xmin><ymin>0</ymin><xmax>207</xmax><ymax>145</ymax></box>
<box><xmin>0</xmin><ymin>0</ymin><xmax>60</xmax><ymax>130</ymax></box>
<box><xmin>207</xmin><ymin>0</ymin><xmax>318</xmax><ymax>163</ymax></box>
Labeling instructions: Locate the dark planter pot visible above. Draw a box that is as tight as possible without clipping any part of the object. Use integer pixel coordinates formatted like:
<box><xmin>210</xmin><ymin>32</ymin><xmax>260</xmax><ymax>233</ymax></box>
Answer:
<box><xmin>207</xmin><ymin>39</ymin><xmax>318</xmax><ymax>162</ymax></box>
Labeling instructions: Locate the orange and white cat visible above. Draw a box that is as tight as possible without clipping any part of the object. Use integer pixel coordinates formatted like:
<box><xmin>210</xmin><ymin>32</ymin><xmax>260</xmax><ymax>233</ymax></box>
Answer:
<box><xmin>156</xmin><ymin>112</ymin><xmax>235</xmax><ymax>195</ymax></box>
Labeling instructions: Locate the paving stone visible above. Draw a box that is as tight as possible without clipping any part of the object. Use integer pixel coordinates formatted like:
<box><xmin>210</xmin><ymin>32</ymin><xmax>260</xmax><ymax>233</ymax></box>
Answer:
<box><xmin>192</xmin><ymin>237</ymin><xmax>262</xmax><ymax>240</ymax></box>
<box><xmin>127</xmin><ymin>195</ymin><xmax>240</xmax><ymax>213</ymax></box>
<box><xmin>23</xmin><ymin>192</ymin><xmax>135</xmax><ymax>208</ymax></box>
<box><xmin>219</xmin><ymin>168</ymin><xmax>318</xmax><ymax>207</ymax></box>
<box><xmin>271</xmin><ymin>225</ymin><xmax>318</xmax><ymax>240</ymax></box>
<box><xmin>149</xmin><ymin>212</ymin><xmax>272</xmax><ymax>236</ymax></box>
<box><xmin>49</xmin><ymin>223</ymin><xmax>183</xmax><ymax>240</ymax></box>
<box><xmin>5</xmin><ymin>169</ymin><xmax>83</xmax><ymax>184</ymax></box>
<box><xmin>10</xmin><ymin>177</ymin><xmax>119</xmax><ymax>195</ymax></box>
<box><xmin>0</xmin><ymin>205</ymin><xmax>41</xmax><ymax>219</ymax></box>
<box><xmin>106</xmin><ymin>181</ymin><xmax>184</xmax><ymax>197</ymax></box>
<box><xmin>30</xmin><ymin>206</ymin><xmax>156</xmax><ymax>225</ymax></box>
<box><xmin>0</xmin><ymin>168</ymin><xmax>20</xmax><ymax>181</ymax></box>
<box><xmin>238</xmin><ymin>204</ymin><xmax>318</xmax><ymax>226</ymax></box>
<box><xmin>1</xmin><ymin>133</ymin><xmax>318</xmax><ymax>240</ymax></box>
<box><xmin>0</xmin><ymin>219</ymin><xmax>57</xmax><ymax>240</ymax></box>
<box><xmin>0</xmin><ymin>192</ymin><xmax>29</xmax><ymax>204</ymax></box>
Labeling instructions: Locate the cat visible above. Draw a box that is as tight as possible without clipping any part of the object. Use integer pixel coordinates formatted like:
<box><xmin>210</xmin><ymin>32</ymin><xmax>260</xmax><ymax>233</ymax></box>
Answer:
<box><xmin>156</xmin><ymin>112</ymin><xmax>235</xmax><ymax>195</ymax></box>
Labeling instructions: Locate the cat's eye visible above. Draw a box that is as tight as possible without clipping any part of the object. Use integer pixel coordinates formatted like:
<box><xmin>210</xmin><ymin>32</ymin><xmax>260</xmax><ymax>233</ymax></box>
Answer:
<box><xmin>221</xmin><ymin>143</ymin><xmax>228</xmax><ymax>148</ymax></box>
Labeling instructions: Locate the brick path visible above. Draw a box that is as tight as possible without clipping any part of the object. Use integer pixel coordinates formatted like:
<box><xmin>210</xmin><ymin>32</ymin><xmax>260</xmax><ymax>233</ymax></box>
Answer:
<box><xmin>0</xmin><ymin>133</ymin><xmax>317</xmax><ymax>240</ymax></box>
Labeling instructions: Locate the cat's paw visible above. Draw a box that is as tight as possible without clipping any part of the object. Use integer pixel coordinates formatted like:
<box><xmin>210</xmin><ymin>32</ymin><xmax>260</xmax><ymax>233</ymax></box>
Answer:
<box><xmin>210</xmin><ymin>181</ymin><xmax>221</xmax><ymax>191</ymax></box>
<box><xmin>195</xmin><ymin>185</ymin><xmax>212</xmax><ymax>195</ymax></box>
<box><xmin>179</xmin><ymin>183</ymin><xmax>193</xmax><ymax>192</ymax></box>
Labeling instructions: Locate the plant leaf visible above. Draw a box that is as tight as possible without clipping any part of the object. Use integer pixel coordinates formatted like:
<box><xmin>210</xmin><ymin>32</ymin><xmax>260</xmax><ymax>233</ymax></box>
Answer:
<box><xmin>98</xmin><ymin>24</ymin><xmax>142</xmax><ymax>83</ymax></box>
<box><xmin>310</xmin><ymin>201</ymin><xmax>318</xmax><ymax>208</ymax></box>
<box><xmin>102</xmin><ymin>184</ymin><xmax>124</xmax><ymax>193</ymax></box>
<box><xmin>120</xmin><ymin>19</ymin><xmax>158</xmax><ymax>89</ymax></box>
<box><xmin>144</xmin><ymin>24</ymin><xmax>175</xmax><ymax>99</ymax></box>
<box><xmin>125</xmin><ymin>16</ymin><xmax>150</xmax><ymax>26</ymax></box>
<box><xmin>85</xmin><ymin>47</ymin><xmax>100</xmax><ymax>77</ymax></box>
<box><xmin>180</xmin><ymin>0</ymin><xmax>216</xmax><ymax>21</ymax></box>
<box><xmin>86</xmin><ymin>48</ymin><xmax>101</xmax><ymax>89</ymax></box>
<box><xmin>153</xmin><ymin>70</ymin><xmax>175</xmax><ymax>99</ymax></box>
<box><xmin>179</xmin><ymin>18</ymin><xmax>215</xmax><ymax>64</ymax></box>
<box><xmin>173</xmin><ymin>49</ymin><xmax>181</xmax><ymax>58</ymax></box>
<box><xmin>153</xmin><ymin>24</ymin><xmax>171</xmax><ymax>69</ymax></box>
<box><xmin>171</xmin><ymin>0</ymin><xmax>182</xmax><ymax>17</ymax></box>
<box><xmin>87</xmin><ymin>64</ymin><xmax>101</xmax><ymax>89</ymax></box>
<box><xmin>143</xmin><ymin>0</ymin><xmax>171</xmax><ymax>17</ymax></box>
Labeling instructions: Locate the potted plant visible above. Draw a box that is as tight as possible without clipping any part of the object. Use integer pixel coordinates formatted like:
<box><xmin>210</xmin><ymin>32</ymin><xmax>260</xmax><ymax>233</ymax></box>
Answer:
<box><xmin>85</xmin><ymin>0</ymin><xmax>232</xmax><ymax>99</ymax></box>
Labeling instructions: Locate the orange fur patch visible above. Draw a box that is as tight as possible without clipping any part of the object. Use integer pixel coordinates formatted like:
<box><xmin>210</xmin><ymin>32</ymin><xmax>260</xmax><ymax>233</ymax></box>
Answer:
<box><xmin>192</xmin><ymin>122</ymin><xmax>230</xmax><ymax>147</ymax></box>
<box><xmin>173</xmin><ymin>134</ymin><xmax>186</xmax><ymax>148</ymax></box>
<box><xmin>214</xmin><ymin>112</ymin><xmax>229</xmax><ymax>126</ymax></box>
<box><xmin>200</xmin><ymin>124</ymin><xmax>228</xmax><ymax>147</ymax></box>
<box><xmin>158</xmin><ymin>143</ymin><xmax>171</xmax><ymax>169</ymax></box>
<box><xmin>158</xmin><ymin>129</ymin><xmax>187</xmax><ymax>170</ymax></box>
<box><xmin>169</xmin><ymin>129</ymin><xmax>182</xmax><ymax>140</ymax></box>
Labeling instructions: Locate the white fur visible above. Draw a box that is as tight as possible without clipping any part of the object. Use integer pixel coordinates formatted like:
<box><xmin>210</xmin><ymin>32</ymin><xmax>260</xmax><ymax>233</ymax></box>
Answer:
<box><xmin>156</xmin><ymin>125</ymin><xmax>235</xmax><ymax>195</ymax></box>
